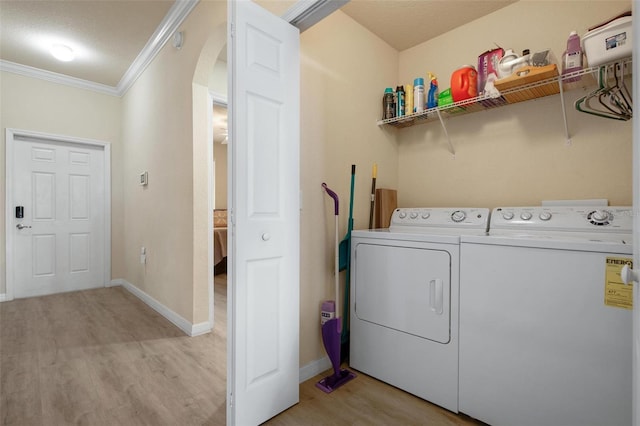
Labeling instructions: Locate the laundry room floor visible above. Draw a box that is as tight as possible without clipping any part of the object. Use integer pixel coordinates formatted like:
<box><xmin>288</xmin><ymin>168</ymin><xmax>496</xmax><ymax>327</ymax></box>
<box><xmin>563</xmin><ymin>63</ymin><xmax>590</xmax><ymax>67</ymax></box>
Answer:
<box><xmin>268</xmin><ymin>369</ymin><xmax>485</xmax><ymax>426</ymax></box>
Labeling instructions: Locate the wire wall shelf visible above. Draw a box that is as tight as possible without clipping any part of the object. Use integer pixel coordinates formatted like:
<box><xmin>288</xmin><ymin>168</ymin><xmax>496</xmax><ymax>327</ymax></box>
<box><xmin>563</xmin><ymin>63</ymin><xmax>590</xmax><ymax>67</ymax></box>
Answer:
<box><xmin>377</xmin><ymin>57</ymin><xmax>632</xmax><ymax>155</ymax></box>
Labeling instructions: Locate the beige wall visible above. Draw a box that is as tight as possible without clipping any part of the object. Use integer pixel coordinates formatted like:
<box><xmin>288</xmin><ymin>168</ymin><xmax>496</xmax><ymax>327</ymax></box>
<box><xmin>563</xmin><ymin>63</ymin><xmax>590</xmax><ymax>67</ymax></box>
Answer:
<box><xmin>214</xmin><ymin>142</ymin><xmax>227</xmax><ymax>210</ymax></box>
<box><xmin>299</xmin><ymin>10</ymin><xmax>399</xmax><ymax>366</ymax></box>
<box><xmin>209</xmin><ymin>60</ymin><xmax>227</xmax><ymax>96</ymax></box>
<box><xmin>212</xmin><ymin>59</ymin><xmax>228</xmax><ymax>211</ymax></box>
<box><xmin>120</xmin><ymin>0</ymin><xmax>226</xmax><ymax>325</ymax></box>
<box><xmin>0</xmin><ymin>71</ymin><xmax>123</xmax><ymax>295</ymax></box>
<box><xmin>397</xmin><ymin>1</ymin><xmax>632</xmax><ymax>208</ymax></box>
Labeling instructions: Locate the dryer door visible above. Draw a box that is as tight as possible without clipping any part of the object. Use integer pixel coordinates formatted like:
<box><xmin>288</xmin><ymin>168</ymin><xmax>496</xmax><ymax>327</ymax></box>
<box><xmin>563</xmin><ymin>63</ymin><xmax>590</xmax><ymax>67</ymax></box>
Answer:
<box><xmin>354</xmin><ymin>242</ymin><xmax>451</xmax><ymax>343</ymax></box>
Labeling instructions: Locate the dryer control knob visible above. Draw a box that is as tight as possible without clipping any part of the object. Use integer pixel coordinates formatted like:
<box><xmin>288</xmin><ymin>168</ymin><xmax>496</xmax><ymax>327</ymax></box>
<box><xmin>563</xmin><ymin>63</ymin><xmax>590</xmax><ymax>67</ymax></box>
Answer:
<box><xmin>410</xmin><ymin>212</ymin><xmax>419</xmax><ymax>219</ymax></box>
<box><xmin>398</xmin><ymin>211</ymin><xmax>407</xmax><ymax>219</ymax></box>
<box><xmin>520</xmin><ymin>211</ymin><xmax>533</xmax><ymax>221</ymax></box>
<box><xmin>421</xmin><ymin>212</ymin><xmax>431</xmax><ymax>219</ymax></box>
<box><xmin>589</xmin><ymin>209</ymin><xmax>610</xmax><ymax>224</ymax></box>
<box><xmin>451</xmin><ymin>210</ymin><xmax>466</xmax><ymax>222</ymax></box>
<box><xmin>539</xmin><ymin>212</ymin><xmax>552</xmax><ymax>221</ymax></box>
<box><xmin>502</xmin><ymin>211</ymin><xmax>514</xmax><ymax>220</ymax></box>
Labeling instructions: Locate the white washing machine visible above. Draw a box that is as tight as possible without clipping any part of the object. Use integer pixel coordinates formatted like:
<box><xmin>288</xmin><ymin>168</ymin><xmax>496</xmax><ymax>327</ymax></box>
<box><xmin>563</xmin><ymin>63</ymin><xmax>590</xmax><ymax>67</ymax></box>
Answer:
<box><xmin>459</xmin><ymin>206</ymin><xmax>633</xmax><ymax>426</ymax></box>
<box><xmin>349</xmin><ymin>207</ymin><xmax>490</xmax><ymax>413</ymax></box>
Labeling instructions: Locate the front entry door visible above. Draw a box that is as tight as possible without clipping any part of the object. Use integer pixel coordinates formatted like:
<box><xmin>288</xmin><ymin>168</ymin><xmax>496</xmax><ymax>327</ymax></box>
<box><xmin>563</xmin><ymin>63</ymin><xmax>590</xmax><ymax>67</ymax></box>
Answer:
<box><xmin>227</xmin><ymin>0</ymin><xmax>300</xmax><ymax>424</ymax></box>
<box><xmin>8</xmin><ymin>131</ymin><xmax>107</xmax><ymax>299</ymax></box>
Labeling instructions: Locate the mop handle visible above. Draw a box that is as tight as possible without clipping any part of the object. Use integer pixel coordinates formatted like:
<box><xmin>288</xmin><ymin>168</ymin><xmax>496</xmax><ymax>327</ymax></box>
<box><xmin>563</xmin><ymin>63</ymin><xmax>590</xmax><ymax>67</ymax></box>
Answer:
<box><xmin>334</xmin><ymin>215</ymin><xmax>340</xmax><ymax>318</ymax></box>
<box><xmin>321</xmin><ymin>183</ymin><xmax>339</xmax><ymax>214</ymax></box>
<box><xmin>322</xmin><ymin>183</ymin><xmax>341</xmax><ymax>317</ymax></box>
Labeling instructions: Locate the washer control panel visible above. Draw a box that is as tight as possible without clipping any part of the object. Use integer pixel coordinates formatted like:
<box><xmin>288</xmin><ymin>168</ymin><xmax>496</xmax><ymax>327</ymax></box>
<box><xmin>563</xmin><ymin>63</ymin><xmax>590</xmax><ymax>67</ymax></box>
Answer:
<box><xmin>492</xmin><ymin>206</ymin><xmax>632</xmax><ymax>232</ymax></box>
<box><xmin>390</xmin><ymin>207</ymin><xmax>490</xmax><ymax>231</ymax></box>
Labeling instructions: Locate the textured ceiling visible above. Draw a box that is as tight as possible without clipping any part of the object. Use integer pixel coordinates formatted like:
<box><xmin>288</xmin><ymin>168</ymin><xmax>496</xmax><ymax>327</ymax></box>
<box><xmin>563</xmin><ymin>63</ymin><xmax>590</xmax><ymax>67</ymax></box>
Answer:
<box><xmin>0</xmin><ymin>0</ymin><xmax>518</xmax><ymax>88</ymax></box>
<box><xmin>340</xmin><ymin>0</ymin><xmax>517</xmax><ymax>51</ymax></box>
<box><xmin>0</xmin><ymin>0</ymin><xmax>174</xmax><ymax>87</ymax></box>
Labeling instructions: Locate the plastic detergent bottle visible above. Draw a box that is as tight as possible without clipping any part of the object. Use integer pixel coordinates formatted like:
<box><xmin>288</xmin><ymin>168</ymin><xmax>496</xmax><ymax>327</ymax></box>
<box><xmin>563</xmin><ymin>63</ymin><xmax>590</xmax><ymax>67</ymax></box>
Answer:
<box><xmin>413</xmin><ymin>78</ymin><xmax>425</xmax><ymax>113</ymax></box>
<box><xmin>405</xmin><ymin>83</ymin><xmax>414</xmax><ymax>115</ymax></box>
<box><xmin>396</xmin><ymin>85</ymin><xmax>405</xmax><ymax>117</ymax></box>
<box><xmin>427</xmin><ymin>72</ymin><xmax>438</xmax><ymax>109</ymax></box>
<box><xmin>562</xmin><ymin>31</ymin><xmax>583</xmax><ymax>82</ymax></box>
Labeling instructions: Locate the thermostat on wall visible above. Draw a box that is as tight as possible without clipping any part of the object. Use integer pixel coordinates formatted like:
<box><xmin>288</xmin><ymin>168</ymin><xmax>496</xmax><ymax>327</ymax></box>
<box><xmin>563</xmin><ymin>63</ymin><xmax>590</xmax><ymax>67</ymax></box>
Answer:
<box><xmin>140</xmin><ymin>171</ymin><xmax>148</xmax><ymax>186</ymax></box>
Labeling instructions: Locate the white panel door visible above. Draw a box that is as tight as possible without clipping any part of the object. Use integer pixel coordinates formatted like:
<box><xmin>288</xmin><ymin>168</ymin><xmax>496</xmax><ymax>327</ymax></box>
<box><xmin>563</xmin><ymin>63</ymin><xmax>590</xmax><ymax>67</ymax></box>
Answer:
<box><xmin>12</xmin><ymin>137</ymin><xmax>105</xmax><ymax>298</ymax></box>
<box><xmin>227</xmin><ymin>0</ymin><xmax>300</xmax><ymax>424</ymax></box>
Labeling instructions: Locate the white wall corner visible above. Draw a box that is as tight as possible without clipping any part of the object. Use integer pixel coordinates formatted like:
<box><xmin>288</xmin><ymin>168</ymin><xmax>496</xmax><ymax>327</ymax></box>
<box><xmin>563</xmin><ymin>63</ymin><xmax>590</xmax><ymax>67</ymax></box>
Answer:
<box><xmin>114</xmin><ymin>278</ymin><xmax>205</xmax><ymax>337</ymax></box>
<box><xmin>108</xmin><ymin>279</ymin><xmax>125</xmax><ymax>288</ymax></box>
<box><xmin>299</xmin><ymin>356</ymin><xmax>331</xmax><ymax>383</ymax></box>
<box><xmin>191</xmin><ymin>322</ymin><xmax>212</xmax><ymax>337</ymax></box>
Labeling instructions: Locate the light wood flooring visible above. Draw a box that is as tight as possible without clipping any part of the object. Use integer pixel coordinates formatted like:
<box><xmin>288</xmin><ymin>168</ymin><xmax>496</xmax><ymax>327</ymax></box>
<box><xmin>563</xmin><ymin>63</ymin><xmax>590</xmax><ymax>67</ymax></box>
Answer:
<box><xmin>1</xmin><ymin>275</ymin><xmax>483</xmax><ymax>426</ymax></box>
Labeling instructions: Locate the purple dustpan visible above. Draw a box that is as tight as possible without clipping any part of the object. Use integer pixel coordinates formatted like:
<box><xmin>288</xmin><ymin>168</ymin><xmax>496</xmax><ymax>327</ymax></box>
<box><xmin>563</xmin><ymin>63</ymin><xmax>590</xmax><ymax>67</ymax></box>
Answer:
<box><xmin>316</xmin><ymin>318</ymin><xmax>356</xmax><ymax>393</ymax></box>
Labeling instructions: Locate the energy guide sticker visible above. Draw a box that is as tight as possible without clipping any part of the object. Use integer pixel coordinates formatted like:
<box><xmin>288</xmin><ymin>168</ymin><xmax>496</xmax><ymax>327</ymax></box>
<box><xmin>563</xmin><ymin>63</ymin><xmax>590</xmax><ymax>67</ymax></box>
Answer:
<box><xmin>605</xmin><ymin>257</ymin><xmax>633</xmax><ymax>309</ymax></box>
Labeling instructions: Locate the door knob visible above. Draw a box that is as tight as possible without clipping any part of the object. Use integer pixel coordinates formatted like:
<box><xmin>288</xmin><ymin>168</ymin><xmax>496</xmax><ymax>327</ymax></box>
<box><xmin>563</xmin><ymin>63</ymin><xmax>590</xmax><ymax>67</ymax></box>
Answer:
<box><xmin>16</xmin><ymin>223</ymin><xmax>32</xmax><ymax>230</ymax></box>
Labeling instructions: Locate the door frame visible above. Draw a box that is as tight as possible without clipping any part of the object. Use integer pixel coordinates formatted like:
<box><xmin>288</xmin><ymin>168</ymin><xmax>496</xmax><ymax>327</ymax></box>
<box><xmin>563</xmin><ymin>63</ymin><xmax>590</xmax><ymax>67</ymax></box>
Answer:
<box><xmin>4</xmin><ymin>128</ymin><xmax>112</xmax><ymax>301</ymax></box>
<box><xmin>208</xmin><ymin>90</ymin><xmax>227</xmax><ymax>330</ymax></box>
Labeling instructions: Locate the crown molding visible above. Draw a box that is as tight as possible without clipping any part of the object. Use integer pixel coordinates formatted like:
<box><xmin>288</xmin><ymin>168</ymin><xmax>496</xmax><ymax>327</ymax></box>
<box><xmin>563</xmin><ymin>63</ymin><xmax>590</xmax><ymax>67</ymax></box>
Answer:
<box><xmin>0</xmin><ymin>0</ymin><xmax>199</xmax><ymax>97</ymax></box>
<box><xmin>0</xmin><ymin>60</ymin><xmax>119</xmax><ymax>96</ymax></box>
<box><xmin>282</xmin><ymin>0</ymin><xmax>349</xmax><ymax>32</ymax></box>
<box><xmin>209</xmin><ymin>90</ymin><xmax>228</xmax><ymax>106</ymax></box>
<box><xmin>116</xmin><ymin>0</ymin><xmax>199</xmax><ymax>95</ymax></box>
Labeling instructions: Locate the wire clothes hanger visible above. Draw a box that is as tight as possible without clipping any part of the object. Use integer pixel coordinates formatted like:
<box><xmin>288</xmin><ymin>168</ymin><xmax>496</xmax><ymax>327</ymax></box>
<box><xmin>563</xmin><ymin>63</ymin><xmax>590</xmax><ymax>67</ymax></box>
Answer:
<box><xmin>575</xmin><ymin>62</ymin><xmax>633</xmax><ymax>121</ymax></box>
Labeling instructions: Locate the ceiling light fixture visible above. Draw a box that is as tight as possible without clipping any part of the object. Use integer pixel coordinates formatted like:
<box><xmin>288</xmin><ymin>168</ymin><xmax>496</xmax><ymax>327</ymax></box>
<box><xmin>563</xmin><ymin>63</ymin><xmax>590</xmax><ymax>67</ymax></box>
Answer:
<box><xmin>50</xmin><ymin>44</ymin><xmax>75</xmax><ymax>62</ymax></box>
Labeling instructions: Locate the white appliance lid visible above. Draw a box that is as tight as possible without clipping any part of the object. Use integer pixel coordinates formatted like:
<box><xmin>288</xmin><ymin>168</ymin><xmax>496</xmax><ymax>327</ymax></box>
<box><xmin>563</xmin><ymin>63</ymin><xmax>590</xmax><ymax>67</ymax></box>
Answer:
<box><xmin>461</xmin><ymin>232</ymin><xmax>632</xmax><ymax>254</ymax></box>
<box><xmin>352</xmin><ymin>228</ymin><xmax>465</xmax><ymax>245</ymax></box>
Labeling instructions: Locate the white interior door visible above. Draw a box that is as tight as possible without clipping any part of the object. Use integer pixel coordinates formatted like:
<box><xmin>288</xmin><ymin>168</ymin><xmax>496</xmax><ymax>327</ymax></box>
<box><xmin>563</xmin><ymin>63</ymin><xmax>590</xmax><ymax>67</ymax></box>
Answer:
<box><xmin>7</xmin><ymin>130</ymin><xmax>108</xmax><ymax>299</ymax></box>
<box><xmin>227</xmin><ymin>1</ymin><xmax>300</xmax><ymax>425</ymax></box>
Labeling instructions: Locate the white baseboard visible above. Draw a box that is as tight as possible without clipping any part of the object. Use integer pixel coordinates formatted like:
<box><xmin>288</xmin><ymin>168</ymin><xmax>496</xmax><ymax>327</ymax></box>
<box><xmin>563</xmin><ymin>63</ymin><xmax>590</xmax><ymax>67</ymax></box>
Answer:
<box><xmin>0</xmin><ymin>293</ymin><xmax>8</xmax><ymax>302</ymax></box>
<box><xmin>299</xmin><ymin>356</ymin><xmax>331</xmax><ymax>383</ymax></box>
<box><xmin>110</xmin><ymin>278</ymin><xmax>211</xmax><ymax>337</ymax></box>
<box><xmin>105</xmin><ymin>279</ymin><xmax>121</xmax><ymax>288</ymax></box>
<box><xmin>191</xmin><ymin>322</ymin><xmax>212</xmax><ymax>337</ymax></box>
<box><xmin>110</xmin><ymin>279</ymin><xmax>333</xmax><ymax>384</ymax></box>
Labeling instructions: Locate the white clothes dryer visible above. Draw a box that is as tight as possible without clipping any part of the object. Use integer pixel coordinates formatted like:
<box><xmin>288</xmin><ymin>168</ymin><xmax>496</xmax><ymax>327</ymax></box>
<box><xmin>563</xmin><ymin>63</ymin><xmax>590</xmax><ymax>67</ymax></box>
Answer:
<box><xmin>349</xmin><ymin>207</ymin><xmax>489</xmax><ymax>413</ymax></box>
<box><xmin>459</xmin><ymin>206</ymin><xmax>633</xmax><ymax>426</ymax></box>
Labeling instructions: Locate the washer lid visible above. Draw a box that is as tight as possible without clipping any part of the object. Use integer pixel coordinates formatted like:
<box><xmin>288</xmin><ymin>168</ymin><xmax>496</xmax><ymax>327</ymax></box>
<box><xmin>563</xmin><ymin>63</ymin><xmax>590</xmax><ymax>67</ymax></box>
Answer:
<box><xmin>461</xmin><ymin>231</ymin><xmax>632</xmax><ymax>254</ymax></box>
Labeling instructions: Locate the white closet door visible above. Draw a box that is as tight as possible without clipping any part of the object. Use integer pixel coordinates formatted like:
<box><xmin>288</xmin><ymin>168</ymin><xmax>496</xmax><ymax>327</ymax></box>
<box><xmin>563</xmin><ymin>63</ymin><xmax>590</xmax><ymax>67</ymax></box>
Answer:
<box><xmin>227</xmin><ymin>0</ymin><xmax>300</xmax><ymax>424</ymax></box>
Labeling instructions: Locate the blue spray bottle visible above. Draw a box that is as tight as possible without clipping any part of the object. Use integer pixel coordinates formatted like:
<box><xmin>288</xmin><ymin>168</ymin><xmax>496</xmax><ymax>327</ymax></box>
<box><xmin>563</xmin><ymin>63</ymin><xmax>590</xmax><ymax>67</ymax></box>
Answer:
<box><xmin>427</xmin><ymin>72</ymin><xmax>438</xmax><ymax>109</ymax></box>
